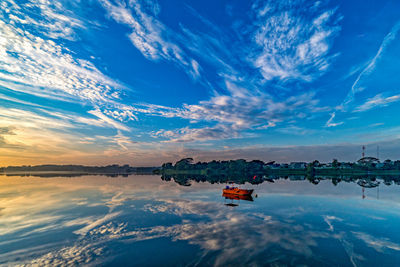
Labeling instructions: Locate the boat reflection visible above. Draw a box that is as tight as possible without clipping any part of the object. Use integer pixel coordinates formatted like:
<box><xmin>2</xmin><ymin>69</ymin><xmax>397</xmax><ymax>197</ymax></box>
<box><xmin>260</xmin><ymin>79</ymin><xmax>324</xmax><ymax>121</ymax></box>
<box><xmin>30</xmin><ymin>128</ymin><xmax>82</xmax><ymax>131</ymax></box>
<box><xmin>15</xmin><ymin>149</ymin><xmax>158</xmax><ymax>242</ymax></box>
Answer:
<box><xmin>222</xmin><ymin>192</ymin><xmax>254</xmax><ymax>207</ymax></box>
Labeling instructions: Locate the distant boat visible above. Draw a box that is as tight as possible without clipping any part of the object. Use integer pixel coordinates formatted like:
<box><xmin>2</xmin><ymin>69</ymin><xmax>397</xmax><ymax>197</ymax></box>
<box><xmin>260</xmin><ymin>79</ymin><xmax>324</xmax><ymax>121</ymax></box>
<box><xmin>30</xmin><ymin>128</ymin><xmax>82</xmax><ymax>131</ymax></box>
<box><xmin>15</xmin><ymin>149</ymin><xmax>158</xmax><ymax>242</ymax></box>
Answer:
<box><xmin>223</xmin><ymin>185</ymin><xmax>253</xmax><ymax>196</ymax></box>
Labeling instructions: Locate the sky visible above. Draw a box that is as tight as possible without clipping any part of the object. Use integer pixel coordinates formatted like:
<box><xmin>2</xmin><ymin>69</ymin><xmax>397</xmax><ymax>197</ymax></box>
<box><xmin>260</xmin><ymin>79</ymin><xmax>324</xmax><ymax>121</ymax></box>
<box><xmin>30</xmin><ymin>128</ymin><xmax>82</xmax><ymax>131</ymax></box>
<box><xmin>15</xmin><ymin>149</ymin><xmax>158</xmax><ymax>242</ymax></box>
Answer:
<box><xmin>0</xmin><ymin>0</ymin><xmax>400</xmax><ymax>166</ymax></box>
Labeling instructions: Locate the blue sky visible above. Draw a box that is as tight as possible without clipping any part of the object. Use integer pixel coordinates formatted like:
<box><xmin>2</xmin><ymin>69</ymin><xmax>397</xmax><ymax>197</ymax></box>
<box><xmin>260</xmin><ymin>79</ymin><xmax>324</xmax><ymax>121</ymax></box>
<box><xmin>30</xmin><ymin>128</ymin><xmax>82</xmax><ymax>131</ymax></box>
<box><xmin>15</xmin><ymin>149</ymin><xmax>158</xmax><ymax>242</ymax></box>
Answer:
<box><xmin>0</xmin><ymin>0</ymin><xmax>399</xmax><ymax>165</ymax></box>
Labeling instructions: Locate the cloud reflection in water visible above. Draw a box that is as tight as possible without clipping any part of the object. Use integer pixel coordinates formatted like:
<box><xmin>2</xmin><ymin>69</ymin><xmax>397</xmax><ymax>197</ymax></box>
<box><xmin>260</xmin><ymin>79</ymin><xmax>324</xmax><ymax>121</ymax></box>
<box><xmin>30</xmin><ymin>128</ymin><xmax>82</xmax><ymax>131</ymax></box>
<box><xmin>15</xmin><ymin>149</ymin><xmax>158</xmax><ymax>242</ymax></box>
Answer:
<box><xmin>1</xmin><ymin>175</ymin><xmax>400</xmax><ymax>266</ymax></box>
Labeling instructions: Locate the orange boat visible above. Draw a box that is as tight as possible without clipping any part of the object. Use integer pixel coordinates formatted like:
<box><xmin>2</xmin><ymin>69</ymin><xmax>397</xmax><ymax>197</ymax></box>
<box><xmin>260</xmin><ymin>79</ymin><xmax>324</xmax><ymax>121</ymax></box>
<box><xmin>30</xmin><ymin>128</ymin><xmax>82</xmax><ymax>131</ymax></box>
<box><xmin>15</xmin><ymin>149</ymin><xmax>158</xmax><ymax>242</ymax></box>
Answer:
<box><xmin>223</xmin><ymin>185</ymin><xmax>253</xmax><ymax>196</ymax></box>
<box><xmin>222</xmin><ymin>192</ymin><xmax>253</xmax><ymax>201</ymax></box>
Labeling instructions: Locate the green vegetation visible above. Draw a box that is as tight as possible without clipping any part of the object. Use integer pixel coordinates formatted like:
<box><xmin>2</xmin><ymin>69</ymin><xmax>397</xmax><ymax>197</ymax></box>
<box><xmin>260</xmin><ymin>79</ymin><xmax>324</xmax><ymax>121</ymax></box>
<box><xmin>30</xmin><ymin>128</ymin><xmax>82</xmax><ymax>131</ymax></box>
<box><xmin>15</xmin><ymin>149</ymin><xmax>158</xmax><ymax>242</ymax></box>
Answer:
<box><xmin>159</xmin><ymin>158</ymin><xmax>400</xmax><ymax>187</ymax></box>
<box><xmin>161</xmin><ymin>157</ymin><xmax>400</xmax><ymax>175</ymax></box>
<box><xmin>159</xmin><ymin>157</ymin><xmax>400</xmax><ymax>186</ymax></box>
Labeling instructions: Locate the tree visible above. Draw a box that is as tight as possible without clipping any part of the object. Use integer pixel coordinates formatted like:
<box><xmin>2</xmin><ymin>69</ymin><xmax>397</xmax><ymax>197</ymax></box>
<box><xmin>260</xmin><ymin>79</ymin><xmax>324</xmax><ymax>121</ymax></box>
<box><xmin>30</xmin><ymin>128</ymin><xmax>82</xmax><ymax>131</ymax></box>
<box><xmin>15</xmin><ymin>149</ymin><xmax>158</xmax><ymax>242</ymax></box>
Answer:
<box><xmin>384</xmin><ymin>159</ymin><xmax>393</xmax><ymax>170</ymax></box>
<box><xmin>306</xmin><ymin>162</ymin><xmax>315</xmax><ymax>177</ymax></box>
<box><xmin>175</xmin><ymin>158</ymin><xmax>194</xmax><ymax>170</ymax></box>
<box><xmin>332</xmin><ymin>159</ymin><xmax>339</xmax><ymax>168</ymax></box>
<box><xmin>394</xmin><ymin>160</ymin><xmax>400</xmax><ymax>170</ymax></box>
<box><xmin>162</xmin><ymin>162</ymin><xmax>173</xmax><ymax>169</ymax></box>
<box><xmin>312</xmin><ymin>160</ymin><xmax>320</xmax><ymax>167</ymax></box>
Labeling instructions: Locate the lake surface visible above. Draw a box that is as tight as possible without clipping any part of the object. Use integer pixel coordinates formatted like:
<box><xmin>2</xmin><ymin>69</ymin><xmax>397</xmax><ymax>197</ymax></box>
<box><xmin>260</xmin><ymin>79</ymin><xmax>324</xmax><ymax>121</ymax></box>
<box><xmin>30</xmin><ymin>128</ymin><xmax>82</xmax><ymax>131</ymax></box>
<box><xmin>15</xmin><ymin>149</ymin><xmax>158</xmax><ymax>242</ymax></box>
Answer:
<box><xmin>1</xmin><ymin>174</ymin><xmax>400</xmax><ymax>266</ymax></box>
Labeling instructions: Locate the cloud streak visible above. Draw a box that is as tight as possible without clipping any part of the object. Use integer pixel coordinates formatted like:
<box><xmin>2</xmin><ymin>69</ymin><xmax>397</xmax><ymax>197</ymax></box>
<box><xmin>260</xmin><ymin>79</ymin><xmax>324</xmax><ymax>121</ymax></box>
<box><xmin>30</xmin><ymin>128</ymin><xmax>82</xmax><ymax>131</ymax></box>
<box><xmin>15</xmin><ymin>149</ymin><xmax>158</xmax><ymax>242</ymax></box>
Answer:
<box><xmin>353</xmin><ymin>232</ymin><xmax>400</xmax><ymax>252</ymax></box>
<box><xmin>325</xmin><ymin>112</ymin><xmax>343</xmax><ymax>127</ymax></box>
<box><xmin>99</xmin><ymin>0</ymin><xmax>201</xmax><ymax>79</ymax></box>
<box><xmin>354</xmin><ymin>93</ymin><xmax>400</xmax><ymax>112</ymax></box>
<box><xmin>342</xmin><ymin>21</ymin><xmax>400</xmax><ymax>108</ymax></box>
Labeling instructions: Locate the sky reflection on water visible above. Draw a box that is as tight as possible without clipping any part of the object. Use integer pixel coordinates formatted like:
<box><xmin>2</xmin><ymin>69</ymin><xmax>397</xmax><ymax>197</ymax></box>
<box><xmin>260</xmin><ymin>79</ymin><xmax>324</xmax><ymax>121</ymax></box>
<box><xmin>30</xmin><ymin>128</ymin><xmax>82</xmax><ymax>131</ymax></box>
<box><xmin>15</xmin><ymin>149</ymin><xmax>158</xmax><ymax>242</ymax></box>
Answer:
<box><xmin>1</xmin><ymin>175</ymin><xmax>400</xmax><ymax>266</ymax></box>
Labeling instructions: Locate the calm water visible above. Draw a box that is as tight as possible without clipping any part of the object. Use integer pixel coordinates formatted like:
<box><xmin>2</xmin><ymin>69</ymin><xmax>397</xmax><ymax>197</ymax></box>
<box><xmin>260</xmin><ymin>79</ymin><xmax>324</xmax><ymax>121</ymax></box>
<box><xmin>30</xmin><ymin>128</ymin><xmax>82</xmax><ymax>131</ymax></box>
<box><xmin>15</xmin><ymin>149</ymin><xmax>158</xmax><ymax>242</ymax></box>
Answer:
<box><xmin>1</xmin><ymin>175</ymin><xmax>400</xmax><ymax>266</ymax></box>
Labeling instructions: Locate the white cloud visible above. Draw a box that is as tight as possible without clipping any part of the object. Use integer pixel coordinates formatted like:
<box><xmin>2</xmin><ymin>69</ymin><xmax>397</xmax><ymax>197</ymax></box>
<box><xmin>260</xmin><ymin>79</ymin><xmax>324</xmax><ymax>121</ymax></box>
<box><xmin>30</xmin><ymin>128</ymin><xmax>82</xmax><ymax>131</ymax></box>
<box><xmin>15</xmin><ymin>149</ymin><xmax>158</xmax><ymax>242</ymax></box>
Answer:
<box><xmin>353</xmin><ymin>232</ymin><xmax>400</xmax><ymax>252</ymax></box>
<box><xmin>325</xmin><ymin>112</ymin><xmax>343</xmax><ymax>127</ymax></box>
<box><xmin>154</xmin><ymin>125</ymin><xmax>238</xmax><ymax>143</ymax></box>
<box><xmin>0</xmin><ymin>0</ymin><xmax>376</xmax><ymax>158</ymax></box>
<box><xmin>323</xmin><ymin>215</ymin><xmax>343</xmax><ymax>231</ymax></box>
<box><xmin>88</xmin><ymin>109</ymin><xmax>131</xmax><ymax>131</ymax></box>
<box><xmin>122</xmin><ymin>2</ymin><xmax>337</xmax><ymax>143</ymax></box>
<box><xmin>0</xmin><ymin>15</ymin><xmax>121</xmax><ymax>104</ymax></box>
<box><xmin>74</xmin><ymin>211</ymin><xmax>122</xmax><ymax>236</ymax></box>
<box><xmin>2</xmin><ymin>0</ymin><xmax>85</xmax><ymax>41</ymax></box>
<box><xmin>0</xmin><ymin>107</ymin><xmax>138</xmax><ymax>164</ymax></box>
<box><xmin>276</xmin><ymin>125</ymin><xmax>314</xmax><ymax>135</ymax></box>
<box><xmin>14</xmin><ymin>242</ymin><xmax>105</xmax><ymax>266</ymax></box>
<box><xmin>91</xmin><ymin>1</ymin><xmax>339</xmax><ymax>144</ymax></box>
<box><xmin>0</xmin><ymin>0</ymin><xmax>137</xmax><ymax>132</ymax></box>
<box><xmin>148</xmin><ymin>88</ymin><xmax>327</xmax><ymax>142</ymax></box>
<box><xmin>121</xmin><ymin>201</ymin><xmax>332</xmax><ymax>266</ymax></box>
<box><xmin>0</xmin><ymin>0</ymin><xmax>142</xmax><ymax>158</ymax></box>
<box><xmin>0</xmin><ymin>107</ymin><xmax>74</xmax><ymax>130</ymax></box>
<box><xmin>354</xmin><ymin>93</ymin><xmax>400</xmax><ymax>112</ymax></box>
<box><xmin>0</xmin><ymin>93</ymin><xmax>44</xmax><ymax>107</ymax></box>
<box><xmin>104</xmin><ymin>108</ymin><xmax>138</xmax><ymax>122</ymax></box>
<box><xmin>250</xmin><ymin>0</ymin><xmax>340</xmax><ymax>81</ymax></box>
